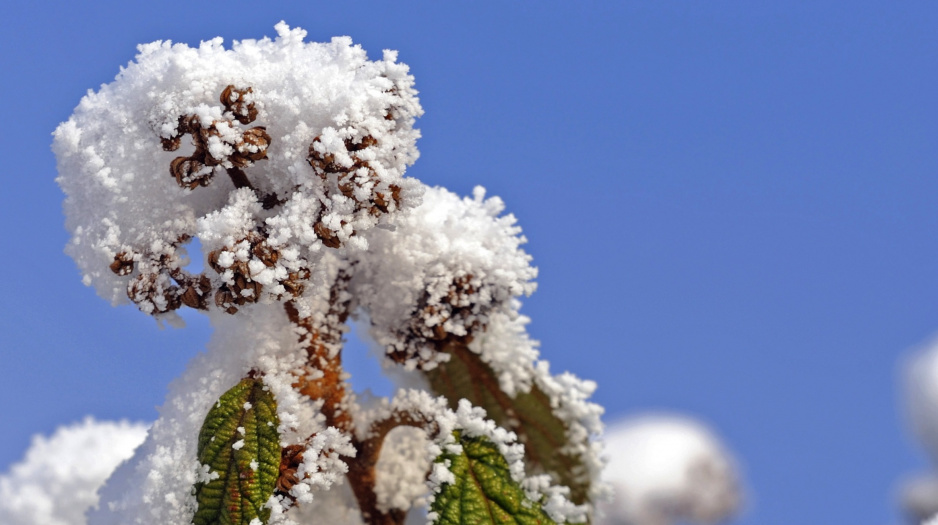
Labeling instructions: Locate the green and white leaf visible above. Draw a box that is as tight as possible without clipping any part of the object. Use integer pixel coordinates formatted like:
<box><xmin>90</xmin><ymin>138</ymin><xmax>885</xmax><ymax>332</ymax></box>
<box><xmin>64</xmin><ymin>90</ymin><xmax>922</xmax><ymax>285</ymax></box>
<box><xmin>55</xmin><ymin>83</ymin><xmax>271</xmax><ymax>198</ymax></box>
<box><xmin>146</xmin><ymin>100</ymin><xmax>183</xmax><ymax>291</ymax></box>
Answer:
<box><xmin>426</xmin><ymin>343</ymin><xmax>589</xmax><ymax>506</ymax></box>
<box><xmin>430</xmin><ymin>431</ymin><xmax>558</xmax><ymax>525</ymax></box>
<box><xmin>193</xmin><ymin>376</ymin><xmax>281</xmax><ymax>525</ymax></box>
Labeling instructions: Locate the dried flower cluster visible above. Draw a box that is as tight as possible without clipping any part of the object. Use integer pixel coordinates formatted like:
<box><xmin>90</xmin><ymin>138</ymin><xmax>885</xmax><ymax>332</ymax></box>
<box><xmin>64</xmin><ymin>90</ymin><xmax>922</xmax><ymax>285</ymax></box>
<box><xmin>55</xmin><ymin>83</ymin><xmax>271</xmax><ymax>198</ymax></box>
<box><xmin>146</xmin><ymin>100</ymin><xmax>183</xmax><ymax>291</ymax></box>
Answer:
<box><xmin>207</xmin><ymin>231</ymin><xmax>311</xmax><ymax>314</ymax></box>
<box><xmin>95</xmin><ymin>70</ymin><xmax>418</xmax><ymax>318</ymax></box>
<box><xmin>385</xmin><ymin>274</ymin><xmax>485</xmax><ymax>368</ymax></box>
<box><xmin>162</xmin><ymin>85</ymin><xmax>271</xmax><ymax>191</ymax></box>
<box><xmin>308</xmin><ymin>132</ymin><xmax>402</xmax><ymax>249</ymax></box>
<box><xmin>118</xmin><ymin>234</ymin><xmax>206</xmax><ymax>315</ymax></box>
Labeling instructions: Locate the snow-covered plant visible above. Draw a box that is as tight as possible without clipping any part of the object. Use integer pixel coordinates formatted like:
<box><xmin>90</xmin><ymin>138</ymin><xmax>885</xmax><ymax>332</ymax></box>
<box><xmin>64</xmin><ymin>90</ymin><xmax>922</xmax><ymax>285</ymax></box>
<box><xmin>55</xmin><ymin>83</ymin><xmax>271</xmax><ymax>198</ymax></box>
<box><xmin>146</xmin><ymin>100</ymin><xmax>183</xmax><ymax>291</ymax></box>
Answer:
<box><xmin>54</xmin><ymin>23</ymin><xmax>605</xmax><ymax>525</ymax></box>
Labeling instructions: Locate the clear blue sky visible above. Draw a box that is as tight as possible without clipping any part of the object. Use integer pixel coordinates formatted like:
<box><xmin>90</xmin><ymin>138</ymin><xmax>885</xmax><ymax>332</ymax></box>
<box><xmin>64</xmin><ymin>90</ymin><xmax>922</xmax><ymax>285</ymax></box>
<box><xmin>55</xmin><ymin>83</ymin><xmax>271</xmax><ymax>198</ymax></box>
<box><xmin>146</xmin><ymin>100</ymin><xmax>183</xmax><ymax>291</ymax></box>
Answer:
<box><xmin>1</xmin><ymin>2</ymin><xmax>936</xmax><ymax>523</ymax></box>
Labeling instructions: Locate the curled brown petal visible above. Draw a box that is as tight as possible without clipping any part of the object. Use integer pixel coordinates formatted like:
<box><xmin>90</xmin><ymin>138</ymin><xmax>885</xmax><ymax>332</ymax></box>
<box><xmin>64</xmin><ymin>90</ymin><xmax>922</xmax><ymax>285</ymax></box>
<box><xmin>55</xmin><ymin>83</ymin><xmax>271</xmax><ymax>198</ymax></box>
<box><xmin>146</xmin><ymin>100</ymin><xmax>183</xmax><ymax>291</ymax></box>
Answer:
<box><xmin>109</xmin><ymin>252</ymin><xmax>135</xmax><ymax>276</ymax></box>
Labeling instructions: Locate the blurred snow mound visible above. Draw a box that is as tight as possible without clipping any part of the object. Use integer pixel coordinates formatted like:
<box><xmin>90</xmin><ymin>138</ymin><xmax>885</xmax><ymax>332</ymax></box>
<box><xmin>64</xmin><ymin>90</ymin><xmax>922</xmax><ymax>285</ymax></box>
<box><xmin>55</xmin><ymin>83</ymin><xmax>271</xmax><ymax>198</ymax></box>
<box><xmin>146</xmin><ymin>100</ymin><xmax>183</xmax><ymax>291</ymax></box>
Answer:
<box><xmin>0</xmin><ymin>417</ymin><xmax>148</xmax><ymax>525</ymax></box>
<box><xmin>902</xmin><ymin>475</ymin><xmax>938</xmax><ymax>524</ymax></box>
<box><xmin>900</xmin><ymin>337</ymin><xmax>938</xmax><ymax>523</ymax></box>
<box><xmin>597</xmin><ymin>414</ymin><xmax>743</xmax><ymax>525</ymax></box>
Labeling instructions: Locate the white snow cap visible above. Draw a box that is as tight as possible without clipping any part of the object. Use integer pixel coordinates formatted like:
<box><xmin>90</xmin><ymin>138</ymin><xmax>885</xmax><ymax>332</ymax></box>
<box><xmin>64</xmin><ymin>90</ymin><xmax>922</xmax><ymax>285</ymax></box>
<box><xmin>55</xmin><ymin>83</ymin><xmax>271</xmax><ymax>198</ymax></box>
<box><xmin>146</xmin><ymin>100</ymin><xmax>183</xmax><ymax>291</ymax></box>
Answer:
<box><xmin>597</xmin><ymin>415</ymin><xmax>743</xmax><ymax>525</ymax></box>
<box><xmin>902</xmin><ymin>476</ymin><xmax>938</xmax><ymax>524</ymax></box>
<box><xmin>0</xmin><ymin>418</ymin><xmax>148</xmax><ymax>525</ymax></box>
<box><xmin>906</xmin><ymin>337</ymin><xmax>938</xmax><ymax>465</ymax></box>
<box><xmin>353</xmin><ymin>185</ymin><xmax>537</xmax><ymax>370</ymax></box>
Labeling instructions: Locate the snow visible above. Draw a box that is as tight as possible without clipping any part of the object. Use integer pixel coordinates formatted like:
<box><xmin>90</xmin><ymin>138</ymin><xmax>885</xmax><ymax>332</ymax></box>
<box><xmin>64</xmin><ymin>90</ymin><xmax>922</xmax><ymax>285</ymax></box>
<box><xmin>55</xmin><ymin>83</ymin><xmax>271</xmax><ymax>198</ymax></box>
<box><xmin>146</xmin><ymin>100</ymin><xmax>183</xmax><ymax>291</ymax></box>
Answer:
<box><xmin>902</xmin><ymin>476</ymin><xmax>938</xmax><ymax>524</ymax></box>
<box><xmin>900</xmin><ymin>337</ymin><xmax>938</xmax><ymax>522</ymax></box>
<box><xmin>374</xmin><ymin>426</ymin><xmax>432</xmax><ymax>513</ymax></box>
<box><xmin>89</xmin><ymin>291</ymin><xmax>351</xmax><ymax>525</ymax></box>
<box><xmin>0</xmin><ymin>418</ymin><xmax>148</xmax><ymax>525</ymax></box>
<box><xmin>597</xmin><ymin>415</ymin><xmax>743</xmax><ymax>525</ymax></box>
<box><xmin>907</xmin><ymin>337</ymin><xmax>938</xmax><ymax>465</ymax></box>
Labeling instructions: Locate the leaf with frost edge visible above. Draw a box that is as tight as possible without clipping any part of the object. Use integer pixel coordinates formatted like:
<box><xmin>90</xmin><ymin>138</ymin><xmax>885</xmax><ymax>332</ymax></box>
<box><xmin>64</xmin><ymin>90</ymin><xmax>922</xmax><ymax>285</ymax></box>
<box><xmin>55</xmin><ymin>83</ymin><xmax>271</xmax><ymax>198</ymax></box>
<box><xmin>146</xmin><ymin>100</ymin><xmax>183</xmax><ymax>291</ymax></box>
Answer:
<box><xmin>430</xmin><ymin>431</ymin><xmax>557</xmax><ymax>525</ymax></box>
<box><xmin>193</xmin><ymin>376</ymin><xmax>281</xmax><ymax>525</ymax></box>
<box><xmin>427</xmin><ymin>342</ymin><xmax>590</xmax><ymax>506</ymax></box>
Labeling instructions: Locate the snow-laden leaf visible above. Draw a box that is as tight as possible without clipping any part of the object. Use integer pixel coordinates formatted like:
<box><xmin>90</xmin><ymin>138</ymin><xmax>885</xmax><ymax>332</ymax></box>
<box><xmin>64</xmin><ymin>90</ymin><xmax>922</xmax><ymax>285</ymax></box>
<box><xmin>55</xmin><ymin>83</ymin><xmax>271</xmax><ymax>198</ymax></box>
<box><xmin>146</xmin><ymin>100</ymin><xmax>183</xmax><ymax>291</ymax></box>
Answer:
<box><xmin>426</xmin><ymin>343</ymin><xmax>589</xmax><ymax>506</ymax></box>
<box><xmin>431</xmin><ymin>431</ymin><xmax>557</xmax><ymax>525</ymax></box>
<box><xmin>193</xmin><ymin>376</ymin><xmax>281</xmax><ymax>525</ymax></box>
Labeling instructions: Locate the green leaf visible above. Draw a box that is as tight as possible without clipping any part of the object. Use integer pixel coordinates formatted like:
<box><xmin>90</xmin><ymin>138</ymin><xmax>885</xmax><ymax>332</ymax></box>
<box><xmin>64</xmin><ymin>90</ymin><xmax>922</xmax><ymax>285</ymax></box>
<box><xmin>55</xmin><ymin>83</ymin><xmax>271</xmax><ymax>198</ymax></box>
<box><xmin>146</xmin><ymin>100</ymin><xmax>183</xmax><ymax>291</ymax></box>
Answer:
<box><xmin>431</xmin><ymin>431</ymin><xmax>558</xmax><ymax>525</ymax></box>
<box><xmin>193</xmin><ymin>376</ymin><xmax>281</xmax><ymax>525</ymax></box>
<box><xmin>426</xmin><ymin>343</ymin><xmax>589</xmax><ymax>506</ymax></box>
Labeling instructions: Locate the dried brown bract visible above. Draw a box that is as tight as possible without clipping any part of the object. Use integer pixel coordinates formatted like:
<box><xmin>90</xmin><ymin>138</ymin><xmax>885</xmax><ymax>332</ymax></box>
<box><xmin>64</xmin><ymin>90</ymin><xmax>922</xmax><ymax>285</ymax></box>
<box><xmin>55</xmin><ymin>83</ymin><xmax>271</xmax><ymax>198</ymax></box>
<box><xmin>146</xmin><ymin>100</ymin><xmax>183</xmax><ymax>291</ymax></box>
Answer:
<box><xmin>313</xmin><ymin>221</ymin><xmax>342</xmax><ymax>249</ymax></box>
<box><xmin>307</xmin><ymin>134</ymin><xmax>403</xmax><ymax>248</ymax></box>
<box><xmin>109</xmin><ymin>252</ymin><xmax>135</xmax><ymax>276</ymax></box>
<box><xmin>220</xmin><ymin>85</ymin><xmax>259</xmax><ymax>125</ymax></box>
<box><xmin>387</xmin><ymin>274</ymin><xmax>484</xmax><ymax>368</ymax></box>
<box><xmin>276</xmin><ymin>444</ymin><xmax>306</xmax><ymax>498</ymax></box>
<box><xmin>127</xmin><ymin>272</ymin><xmax>182</xmax><ymax>314</ymax></box>
<box><xmin>162</xmin><ymin>85</ymin><xmax>271</xmax><ymax>191</ymax></box>
<box><xmin>177</xmin><ymin>273</ymin><xmax>212</xmax><ymax>310</ymax></box>
<box><xmin>205</xmin><ymin>232</ymin><xmax>311</xmax><ymax>315</ymax></box>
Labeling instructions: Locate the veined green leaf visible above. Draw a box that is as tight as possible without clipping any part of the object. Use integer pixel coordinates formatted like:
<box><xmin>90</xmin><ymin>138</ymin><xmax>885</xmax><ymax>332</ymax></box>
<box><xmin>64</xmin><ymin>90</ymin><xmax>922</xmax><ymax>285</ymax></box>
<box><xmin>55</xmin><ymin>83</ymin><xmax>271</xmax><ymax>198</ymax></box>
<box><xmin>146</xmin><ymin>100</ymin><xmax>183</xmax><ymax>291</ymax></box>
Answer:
<box><xmin>426</xmin><ymin>343</ymin><xmax>589</xmax><ymax>506</ymax></box>
<box><xmin>193</xmin><ymin>376</ymin><xmax>281</xmax><ymax>525</ymax></box>
<box><xmin>431</xmin><ymin>431</ymin><xmax>557</xmax><ymax>525</ymax></box>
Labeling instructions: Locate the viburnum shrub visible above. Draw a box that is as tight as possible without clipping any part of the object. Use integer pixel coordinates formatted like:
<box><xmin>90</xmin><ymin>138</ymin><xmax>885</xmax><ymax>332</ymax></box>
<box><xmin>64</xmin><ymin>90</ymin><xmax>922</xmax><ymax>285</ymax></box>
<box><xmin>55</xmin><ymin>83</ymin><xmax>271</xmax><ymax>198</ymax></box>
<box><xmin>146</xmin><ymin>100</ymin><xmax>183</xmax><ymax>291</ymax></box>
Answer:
<box><xmin>54</xmin><ymin>23</ymin><xmax>605</xmax><ymax>525</ymax></box>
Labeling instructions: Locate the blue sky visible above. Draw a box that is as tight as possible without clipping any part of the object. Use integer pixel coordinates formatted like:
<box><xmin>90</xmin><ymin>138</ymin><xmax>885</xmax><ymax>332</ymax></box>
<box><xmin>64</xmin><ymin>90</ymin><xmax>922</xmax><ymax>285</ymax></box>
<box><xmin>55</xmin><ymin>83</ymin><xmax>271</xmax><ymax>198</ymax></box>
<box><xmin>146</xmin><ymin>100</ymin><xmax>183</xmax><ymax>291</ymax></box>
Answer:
<box><xmin>1</xmin><ymin>2</ymin><xmax>937</xmax><ymax>523</ymax></box>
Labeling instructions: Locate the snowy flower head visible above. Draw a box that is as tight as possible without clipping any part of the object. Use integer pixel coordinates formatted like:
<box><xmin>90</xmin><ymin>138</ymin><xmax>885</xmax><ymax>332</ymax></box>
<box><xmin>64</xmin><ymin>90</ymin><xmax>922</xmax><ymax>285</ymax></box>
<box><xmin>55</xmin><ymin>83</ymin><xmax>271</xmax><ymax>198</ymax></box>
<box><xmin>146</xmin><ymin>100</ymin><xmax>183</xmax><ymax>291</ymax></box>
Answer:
<box><xmin>54</xmin><ymin>22</ymin><xmax>423</xmax><ymax>320</ymax></box>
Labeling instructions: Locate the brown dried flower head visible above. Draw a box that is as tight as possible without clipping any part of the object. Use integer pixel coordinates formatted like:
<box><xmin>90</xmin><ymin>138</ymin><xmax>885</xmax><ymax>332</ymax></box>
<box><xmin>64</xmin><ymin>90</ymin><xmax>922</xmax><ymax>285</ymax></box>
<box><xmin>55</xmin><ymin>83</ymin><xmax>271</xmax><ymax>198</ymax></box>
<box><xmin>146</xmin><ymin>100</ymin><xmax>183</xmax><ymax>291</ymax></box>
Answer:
<box><xmin>387</xmin><ymin>274</ymin><xmax>485</xmax><ymax>368</ymax></box>
<box><xmin>162</xmin><ymin>85</ymin><xmax>271</xmax><ymax>190</ymax></box>
<box><xmin>307</xmin><ymin>134</ymin><xmax>403</xmax><ymax>249</ymax></box>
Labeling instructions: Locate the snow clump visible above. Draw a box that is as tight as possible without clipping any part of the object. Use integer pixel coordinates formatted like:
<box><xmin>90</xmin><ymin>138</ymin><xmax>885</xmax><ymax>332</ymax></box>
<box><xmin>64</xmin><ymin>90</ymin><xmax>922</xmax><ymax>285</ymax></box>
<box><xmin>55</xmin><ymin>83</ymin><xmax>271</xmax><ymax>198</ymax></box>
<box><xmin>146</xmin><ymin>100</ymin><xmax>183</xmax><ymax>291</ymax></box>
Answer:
<box><xmin>0</xmin><ymin>418</ymin><xmax>148</xmax><ymax>525</ymax></box>
<box><xmin>597</xmin><ymin>415</ymin><xmax>743</xmax><ymax>525</ymax></box>
<box><xmin>900</xmin><ymin>337</ymin><xmax>938</xmax><ymax>522</ymax></box>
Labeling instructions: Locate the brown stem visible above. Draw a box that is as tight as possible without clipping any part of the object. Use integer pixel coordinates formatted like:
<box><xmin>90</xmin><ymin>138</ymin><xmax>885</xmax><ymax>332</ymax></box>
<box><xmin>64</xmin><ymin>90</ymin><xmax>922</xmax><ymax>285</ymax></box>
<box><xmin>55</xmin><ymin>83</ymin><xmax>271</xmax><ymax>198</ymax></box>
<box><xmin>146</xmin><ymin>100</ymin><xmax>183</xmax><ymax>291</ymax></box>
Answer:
<box><xmin>227</xmin><ymin>166</ymin><xmax>285</xmax><ymax>210</ymax></box>
<box><xmin>285</xmin><ymin>284</ymin><xmax>439</xmax><ymax>525</ymax></box>
<box><xmin>286</xmin><ymin>300</ymin><xmax>352</xmax><ymax>433</ymax></box>
<box><xmin>345</xmin><ymin>412</ymin><xmax>439</xmax><ymax>525</ymax></box>
<box><xmin>226</xmin><ymin>166</ymin><xmax>256</xmax><ymax>191</ymax></box>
